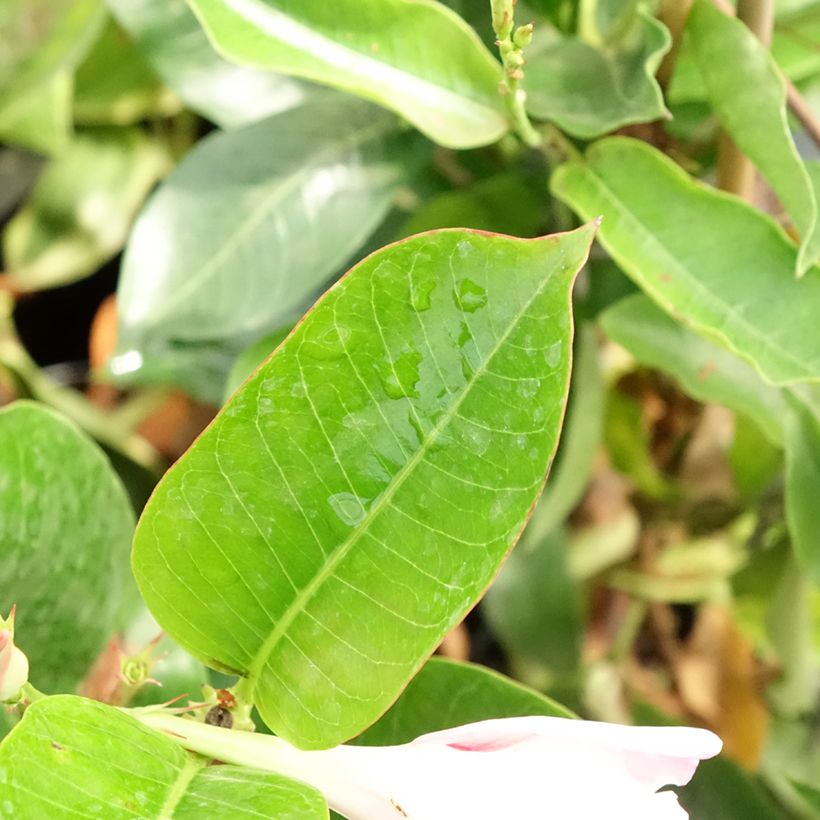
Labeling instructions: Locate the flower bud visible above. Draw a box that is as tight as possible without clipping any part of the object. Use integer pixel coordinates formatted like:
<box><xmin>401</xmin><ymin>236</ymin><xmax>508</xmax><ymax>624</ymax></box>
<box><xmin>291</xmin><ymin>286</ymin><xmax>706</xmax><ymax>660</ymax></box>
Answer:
<box><xmin>491</xmin><ymin>0</ymin><xmax>514</xmax><ymax>40</ymax></box>
<box><xmin>0</xmin><ymin>609</ymin><xmax>29</xmax><ymax>703</ymax></box>
<box><xmin>513</xmin><ymin>23</ymin><xmax>534</xmax><ymax>49</ymax></box>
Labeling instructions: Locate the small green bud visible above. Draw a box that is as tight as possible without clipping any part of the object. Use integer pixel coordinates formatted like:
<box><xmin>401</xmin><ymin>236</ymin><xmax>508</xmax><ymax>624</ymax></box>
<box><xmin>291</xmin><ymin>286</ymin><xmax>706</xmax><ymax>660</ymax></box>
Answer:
<box><xmin>513</xmin><ymin>23</ymin><xmax>534</xmax><ymax>48</ymax></box>
<box><xmin>491</xmin><ymin>0</ymin><xmax>514</xmax><ymax>40</ymax></box>
<box><xmin>0</xmin><ymin>608</ymin><xmax>29</xmax><ymax>703</ymax></box>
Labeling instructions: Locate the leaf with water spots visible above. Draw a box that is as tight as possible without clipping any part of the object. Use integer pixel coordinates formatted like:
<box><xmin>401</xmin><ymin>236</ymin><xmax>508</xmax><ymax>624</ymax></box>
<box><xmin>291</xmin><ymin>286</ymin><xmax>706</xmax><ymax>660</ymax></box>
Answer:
<box><xmin>0</xmin><ymin>696</ymin><xmax>328</xmax><ymax>818</ymax></box>
<box><xmin>132</xmin><ymin>225</ymin><xmax>596</xmax><ymax>748</ymax></box>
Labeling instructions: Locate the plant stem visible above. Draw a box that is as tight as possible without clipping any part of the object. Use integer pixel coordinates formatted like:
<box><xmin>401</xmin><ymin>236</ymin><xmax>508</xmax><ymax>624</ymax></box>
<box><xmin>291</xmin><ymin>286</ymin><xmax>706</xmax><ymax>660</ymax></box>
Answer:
<box><xmin>656</xmin><ymin>0</ymin><xmax>694</xmax><ymax>88</ymax></box>
<box><xmin>715</xmin><ymin>0</ymin><xmax>774</xmax><ymax>201</ymax></box>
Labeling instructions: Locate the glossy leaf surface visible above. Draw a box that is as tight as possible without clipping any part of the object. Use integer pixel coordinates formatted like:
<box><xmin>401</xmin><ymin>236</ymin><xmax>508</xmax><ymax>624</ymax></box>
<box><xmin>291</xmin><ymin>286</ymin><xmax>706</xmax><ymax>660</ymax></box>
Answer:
<box><xmin>133</xmin><ymin>225</ymin><xmax>595</xmax><ymax>748</ymax></box>
<box><xmin>356</xmin><ymin>657</ymin><xmax>573</xmax><ymax>746</ymax></box>
<box><xmin>688</xmin><ymin>0</ymin><xmax>819</xmax><ymax>276</ymax></box>
<box><xmin>4</xmin><ymin>128</ymin><xmax>169</xmax><ymax>291</ymax></box>
<box><xmin>0</xmin><ymin>696</ymin><xmax>328</xmax><ymax>818</ymax></box>
<box><xmin>109</xmin><ymin>0</ymin><xmax>313</xmax><ymax>128</ymax></box>
<box><xmin>0</xmin><ymin>402</ymin><xmax>135</xmax><ymax>693</ymax></box>
<box><xmin>113</xmin><ymin>96</ymin><xmax>420</xmax><ymax>401</ymax></box>
<box><xmin>525</xmin><ymin>9</ymin><xmax>670</xmax><ymax>139</ymax></box>
<box><xmin>186</xmin><ymin>0</ymin><xmax>507</xmax><ymax>148</ymax></box>
<box><xmin>601</xmin><ymin>294</ymin><xmax>787</xmax><ymax>445</ymax></box>
<box><xmin>552</xmin><ymin>137</ymin><xmax>820</xmax><ymax>386</ymax></box>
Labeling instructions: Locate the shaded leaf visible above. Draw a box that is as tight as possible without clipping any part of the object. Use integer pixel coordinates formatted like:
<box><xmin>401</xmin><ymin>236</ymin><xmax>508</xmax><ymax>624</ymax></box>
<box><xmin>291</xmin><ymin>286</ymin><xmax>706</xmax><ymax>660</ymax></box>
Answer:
<box><xmin>552</xmin><ymin>137</ymin><xmax>820</xmax><ymax>386</ymax></box>
<box><xmin>0</xmin><ymin>72</ymin><xmax>72</xmax><ymax>156</ymax></box>
<box><xmin>109</xmin><ymin>0</ymin><xmax>314</xmax><ymax>128</ymax></box>
<box><xmin>688</xmin><ymin>0</ymin><xmax>819</xmax><ymax>276</ymax></box>
<box><xmin>113</xmin><ymin>96</ymin><xmax>422</xmax><ymax>402</ymax></box>
<box><xmin>0</xmin><ymin>402</ymin><xmax>135</xmax><ymax>693</ymax></box>
<box><xmin>4</xmin><ymin>128</ymin><xmax>170</xmax><ymax>291</ymax></box>
<box><xmin>356</xmin><ymin>657</ymin><xmax>573</xmax><ymax>746</ymax></box>
<box><xmin>601</xmin><ymin>294</ymin><xmax>787</xmax><ymax>445</ymax></box>
<box><xmin>132</xmin><ymin>224</ymin><xmax>595</xmax><ymax>748</ymax></box>
<box><xmin>525</xmin><ymin>9</ymin><xmax>670</xmax><ymax>139</ymax></box>
<box><xmin>772</xmin><ymin>2</ymin><xmax>820</xmax><ymax>84</ymax></box>
<box><xmin>0</xmin><ymin>696</ymin><xmax>328</xmax><ymax>818</ymax></box>
<box><xmin>186</xmin><ymin>0</ymin><xmax>507</xmax><ymax>148</ymax></box>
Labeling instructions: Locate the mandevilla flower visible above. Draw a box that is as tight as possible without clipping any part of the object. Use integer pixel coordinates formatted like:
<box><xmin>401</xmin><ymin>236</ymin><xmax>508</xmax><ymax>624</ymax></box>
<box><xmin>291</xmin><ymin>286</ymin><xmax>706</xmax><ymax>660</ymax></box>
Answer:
<box><xmin>0</xmin><ymin>607</ymin><xmax>29</xmax><ymax>703</ymax></box>
<box><xmin>140</xmin><ymin>712</ymin><xmax>721</xmax><ymax>819</ymax></box>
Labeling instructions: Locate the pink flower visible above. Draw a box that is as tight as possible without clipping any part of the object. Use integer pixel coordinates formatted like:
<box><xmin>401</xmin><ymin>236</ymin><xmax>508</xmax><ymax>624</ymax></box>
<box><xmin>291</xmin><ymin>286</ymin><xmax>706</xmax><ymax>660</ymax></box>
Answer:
<box><xmin>140</xmin><ymin>712</ymin><xmax>721</xmax><ymax>819</ymax></box>
<box><xmin>0</xmin><ymin>607</ymin><xmax>28</xmax><ymax>703</ymax></box>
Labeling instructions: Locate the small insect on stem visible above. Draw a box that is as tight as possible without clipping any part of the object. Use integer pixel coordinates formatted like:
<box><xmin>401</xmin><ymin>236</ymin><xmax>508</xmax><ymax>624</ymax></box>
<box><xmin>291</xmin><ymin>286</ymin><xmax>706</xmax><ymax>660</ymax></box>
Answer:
<box><xmin>204</xmin><ymin>705</ymin><xmax>234</xmax><ymax>729</ymax></box>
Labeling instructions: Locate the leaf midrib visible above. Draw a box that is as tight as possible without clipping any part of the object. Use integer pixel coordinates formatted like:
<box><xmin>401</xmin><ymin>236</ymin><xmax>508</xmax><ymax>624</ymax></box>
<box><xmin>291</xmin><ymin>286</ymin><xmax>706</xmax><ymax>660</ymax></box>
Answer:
<box><xmin>158</xmin><ymin>755</ymin><xmax>206</xmax><ymax>819</ymax></box>
<box><xmin>563</xmin><ymin>153</ymin><xmax>816</xmax><ymax>383</ymax></box>
<box><xmin>246</xmin><ymin>240</ymin><xmax>567</xmax><ymax>685</ymax></box>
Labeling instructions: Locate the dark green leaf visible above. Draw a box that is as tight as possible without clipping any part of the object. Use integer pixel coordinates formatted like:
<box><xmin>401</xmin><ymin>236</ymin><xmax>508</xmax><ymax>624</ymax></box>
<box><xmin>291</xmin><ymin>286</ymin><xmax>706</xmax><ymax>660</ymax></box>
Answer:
<box><xmin>0</xmin><ymin>402</ymin><xmax>135</xmax><ymax>693</ymax></box>
<box><xmin>132</xmin><ymin>224</ymin><xmax>595</xmax><ymax>748</ymax></box>
<box><xmin>185</xmin><ymin>0</ymin><xmax>507</xmax><ymax>148</ymax></box>
<box><xmin>356</xmin><ymin>657</ymin><xmax>574</xmax><ymax>746</ymax></box>
<box><xmin>0</xmin><ymin>696</ymin><xmax>328</xmax><ymax>818</ymax></box>
<box><xmin>112</xmin><ymin>96</ymin><xmax>422</xmax><ymax>402</ymax></box>
<box><xmin>552</xmin><ymin>137</ymin><xmax>820</xmax><ymax>386</ymax></box>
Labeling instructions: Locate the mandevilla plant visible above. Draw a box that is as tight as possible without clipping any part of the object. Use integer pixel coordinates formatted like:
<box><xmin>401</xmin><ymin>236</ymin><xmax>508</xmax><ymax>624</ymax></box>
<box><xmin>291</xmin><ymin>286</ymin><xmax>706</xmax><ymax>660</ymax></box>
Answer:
<box><xmin>1</xmin><ymin>0</ymin><xmax>819</xmax><ymax>817</ymax></box>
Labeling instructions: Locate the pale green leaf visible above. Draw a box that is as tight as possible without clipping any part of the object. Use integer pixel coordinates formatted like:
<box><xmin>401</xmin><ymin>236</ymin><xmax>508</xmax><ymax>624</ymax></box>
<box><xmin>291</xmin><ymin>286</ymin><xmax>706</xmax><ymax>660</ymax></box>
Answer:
<box><xmin>688</xmin><ymin>0</ymin><xmax>820</xmax><ymax>276</ymax></box>
<box><xmin>0</xmin><ymin>402</ymin><xmax>135</xmax><ymax>693</ymax></box>
<box><xmin>601</xmin><ymin>294</ymin><xmax>787</xmax><ymax>445</ymax></box>
<box><xmin>356</xmin><ymin>657</ymin><xmax>573</xmax><ymax>746</ymax></box>
<box><xmin>4</xmin><ymin>128</ymin><xmax>170</xmax><ymax>291</ymax></box>
<box><xmin>551</xmin><ymin>137</ymin><xmax>820</xmax><ymax>386</ymax></box>
<box><xmin>109</xmin><ymin>0</ymin><xmax>314</xmax><ymax>128</ymax></box>
<box><xmin>0</xmin><ymin>72</ymin><xmax>72</xmax><ymax>156</ymax></box>
<box><xmin>113</xmin><ymin>95</ymin><xmax>422</xmax><ymax>402</ymax></box>
<box><xmin>185</xmin><ymin>0</ymin><xmax>508</xmax><ymax>149</ymax></box>
<box><xmin>0</xmin><ymin>696</ymin><xmax>328</xmax><ymax>818</ymax></box>
<box><xmin>132</xmin><ymin>224</ymin><xmax>596</xmax><ymax>748</ymax></box>
<box><xmin>524</xmin><ymin>8</ymin><xmax>670</xmax><ymax>139</ymax></box>
<box><xmin>772</xmin><ymin>2</ymin><xmax>820</xmax><ymax>84</ymax></box>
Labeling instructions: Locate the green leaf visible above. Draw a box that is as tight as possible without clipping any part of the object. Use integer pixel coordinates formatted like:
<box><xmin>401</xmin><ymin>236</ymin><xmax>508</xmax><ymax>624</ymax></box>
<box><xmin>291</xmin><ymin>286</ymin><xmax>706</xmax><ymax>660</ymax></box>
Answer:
<box><xmin>3</xmin><ymin>128</ymin><xmax>170</xmax><ymax>291</ymax></box>
<box><xmin>688</xmin><ymin>0</ymin><xmax>820</xmax><ymax>276</ymax></box>
<box><xmin>784</xmin><ymin>392</ymin><xmax>820</xmax><ymax>584</ymax></box>
<box><xmin>772</xmin><ymin>2</ymin><xmax>820</xmax><ymax>84</ymax></box>
<box><xmin>109</xmin><ymin>0</ymin><xmax>315</xmax><ymax>128</ymax></box>
<box><xmin>601</xmin><ymin>294</ymin><xmax>787</xmax><ymax>445</ymax></box>
<box><xmin>73</xmin><ymin>17</ymin><xmax>181</xmax><ymax>125</ymax></box>
<box><xmin>112</xmin><ymin>95</ymin><xmax>422</xmax><ymax>402</ymax></box>
<box><xmin>224</xmin><ymin>326</ymin><xmax>292</xmax><ymax>401</ymax></box>
<box><xmin>0</xmin><ymin>402</ymin><xmax>135</xmax><ymax>693</ymax></box>
<box><xmin>551</xmin><ymin>137</ymin><xmax>820</xmax><ymax>386</ymax></box>
<box><xmin>0</xmin><ymin>0</ymin><xmax>104</xmax><ymax>127</ymax></box>
<box><xmin>356</xmin><ymin>657</ymin><xmax>574</xmax><ymax>746</ymax></box>
<box><xmin>185</xmin><ymin>0</ymin><xmax>507</xmax><ymax>149</ymax></box>
<box><xmin>524</xmin><ymin>8</ymin><xmax>670</xmax><ymax>139</ymax></box>
<box><xmin>484</xmin><ymin>528</ymin><xmax>584</xmax><ymax>689</ymax></box>
<box><xmin>676</xmin><ymin>756</ymin><xmax>783</xmax><ymax>820</ymax></box>
<box><xmin>132</xmin><ymin>224</ymin><xmax>596</xmax><ymax>748</ymax></box>
<box><xmin>0</xmin><ymin>72</ymin><xmax>72</xmax><ymax>156</ymax></box>
<box><xmin>0</xmin><ymin>696</ymin><xmax>328</xmax><ymax>818</ymax></box>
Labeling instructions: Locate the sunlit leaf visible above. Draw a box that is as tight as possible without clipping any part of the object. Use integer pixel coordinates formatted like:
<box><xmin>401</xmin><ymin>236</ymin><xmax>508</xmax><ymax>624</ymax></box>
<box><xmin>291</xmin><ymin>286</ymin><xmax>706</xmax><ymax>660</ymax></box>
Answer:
<box><xmin>552</xmin><ymin>137</ymin><xmax>820</xmax><ymax>386</ymax></box>
<box><xmin>185</xmin><ymin>0</ymin><xmax>508</xmax><ymax>148</ymax></box>
<box><xmin>356</xmin><ymin>657</ymin><xmax>574</xmax><ymax>746</ymax></box>
<box><xmin>525</xmin><ymin>8</ymin><xmax>670</xmax><ymax>138</ymax></box>
<box><xmin>688</xmin><ymin>0</ymin><xmax>820</xmax><ymax>276</ymax></box>
<box><xmin>224</xmin><ymin>326</ymin><xmax>292</xmax><ymax>401</ymax></box>
<box><xmin>3</xmin><ymin>128</ymin><xmax>170</xmax><ymax>291</ymax></box>
<box><xmin>109</xmin><ymin>0</ymin><xmax>314</xmax><ymax>128</ymax></box>
<box><xmin>113</xmin><ymin>95</ymin><xmax>422</xmax><ymax>402</ymax></box>
<box><xmin>132</xmin><ymin>224</ymin><xmax>596</xmax><ymax>748</ymax></box>
<box><xmin>0</xmin><ymin>696</ymin><xmax>328</xmax><ymax>818</ymax></box>
<box><xmin>0</xmin><ymin>402</ymin><xmax>135</xmax><ymax>693</ymax></box>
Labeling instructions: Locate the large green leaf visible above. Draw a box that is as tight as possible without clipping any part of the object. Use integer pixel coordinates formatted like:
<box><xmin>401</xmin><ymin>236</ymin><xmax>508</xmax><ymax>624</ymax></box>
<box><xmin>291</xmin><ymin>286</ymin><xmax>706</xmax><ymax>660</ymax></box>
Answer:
<box><xmin>0</xmin><ymin>696</ymin><xmax>328</xmax><ymax>818</ymax></box>
<box><xmin>0</xmin><ymin>0</ymin><xmax>103</xmax><ymax>134</ymax></box>
<box><xmin>185</xmin><ymin>0</ymin><xmax>507</xmax><ymax>149</ymax></box>
<box><xmin>524</xmin><ymin>8</ymin><xmax>670</xmax><ymax>139</ymax></box>
<box><xmin>601</xmin><ymin>294</ymin><xmax>787</xmax><ymax>445</ymax></box>
<box><xmin>3</xmin><ymin>128</ymin><xmax>170</xmax><ymax>291</ymax></box>
<box><xmin>0</xmin><ymin>72</ymin><xmax>72</xmax><ymax>156</ymax></box>
<box><xmin>109</xmin><ymin>0</ymin><xmax>314</xmax><ymax>128</ymax></box>
<box><xmin>112</xmin><ymin>95</ymin><xmax>421</xmax><ymax>402</ymax></box>
<box><xmin>356</xmin><ymin>657</ymin><xmax>574</xmax><ymax>746</ymax></box>
<box><xmin>0</xmin><ymin>402</ymin><xmax>135</xmax><ymax>693</ymax></box>
<box><xmin>688</xmin><ymin>0</ymin><xmax>820</xmax><ymax>277</ymax></box>
<box><xmin>552</xmin><ymin>137</ymin><xmax>820</xmax><ymax>386</ymax></box>
<box><xmin>132</xmin><ymin>224</ymin><xmax>596</xmax><ymax>748</ymax></box>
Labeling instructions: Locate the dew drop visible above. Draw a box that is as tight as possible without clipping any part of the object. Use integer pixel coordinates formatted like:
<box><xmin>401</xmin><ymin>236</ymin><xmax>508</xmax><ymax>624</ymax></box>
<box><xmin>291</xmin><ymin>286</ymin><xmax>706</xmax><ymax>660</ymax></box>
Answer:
<box><xmin>301</xmin><ymin>324</ymin><xmax>351</xmax><ymax>361</ymax></box>
<box><xmin>377</xmin><ymin>350</ymin><xmax>421</xmax><ymax>400</ymax></box>
<box><xmin>411</xmin><ymin>278</ymin><xmax>437</xmax><ymax>312</ymax></box>
<box><xmin>454</xmin><ymin>279</ymin><xmax>487</xmax><ymax>313</ymax></box>
<box><xmin>328</xmin><ymin>492</ymin><xmax>369</xmax><ymax>526</ymax></box>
